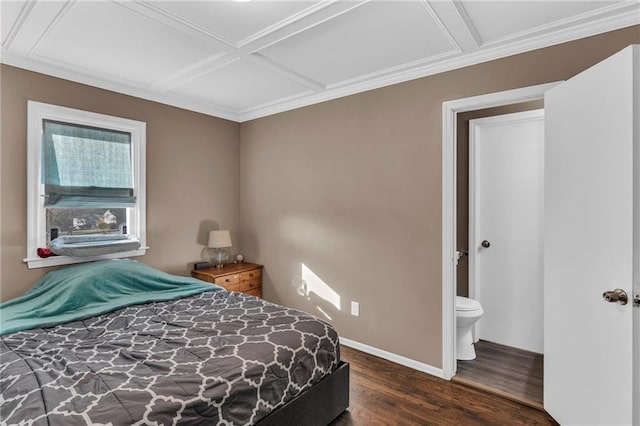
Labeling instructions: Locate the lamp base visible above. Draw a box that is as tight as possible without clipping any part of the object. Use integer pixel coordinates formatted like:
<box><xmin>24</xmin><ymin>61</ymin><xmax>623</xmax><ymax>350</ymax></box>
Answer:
<box><xmin>211</xmin><ymin>247</ymin><xmax>229</xmax><ymax>268</ymax></box>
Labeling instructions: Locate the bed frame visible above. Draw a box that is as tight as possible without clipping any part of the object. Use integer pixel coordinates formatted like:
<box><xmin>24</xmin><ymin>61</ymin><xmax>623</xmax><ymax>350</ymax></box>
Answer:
<box><xmin>256</xmin><ymin>361</ymin><xmax>350</xmax><ymax>426</ymax></box>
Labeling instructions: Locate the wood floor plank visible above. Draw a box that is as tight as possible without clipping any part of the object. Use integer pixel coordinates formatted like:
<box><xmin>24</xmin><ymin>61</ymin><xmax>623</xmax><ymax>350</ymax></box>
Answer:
<box><xmin>331</xmin><ymin>345</ymin><xmax>557</xmax><ymax>425</ymax></box>
<box><xmin>453</xmin><ymin>340</ymin><xmax>544</xmax><ymax>409</ymax></box>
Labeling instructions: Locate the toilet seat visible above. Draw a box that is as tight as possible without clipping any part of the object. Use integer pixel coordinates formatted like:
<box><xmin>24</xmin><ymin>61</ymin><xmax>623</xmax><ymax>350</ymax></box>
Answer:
<box><xmin>456</xmin><ymin>296</ymin><xmax>481</xmax><ymax>311</ymax></box>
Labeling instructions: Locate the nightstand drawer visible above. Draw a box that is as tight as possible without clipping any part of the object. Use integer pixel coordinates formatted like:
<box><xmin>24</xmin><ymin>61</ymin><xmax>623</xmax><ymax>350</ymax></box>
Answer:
<box><xmin>240</xmin><ymin>269</ymin><xmax>262</xmax><ymax>291</ymax></box>
<box><xmin>214</xmin><ymin>274</ymin><xmax>240</xmax><ymax>291</ymax></box>
<box><xmin>191</xmin><ymin>263</ymin><xmax>263</xmax><ymax>298</ymax></box>
<box><xmin>245</xmin><ymin>288</ymin><xmax>262</xmax><ymax>298</ymax></box>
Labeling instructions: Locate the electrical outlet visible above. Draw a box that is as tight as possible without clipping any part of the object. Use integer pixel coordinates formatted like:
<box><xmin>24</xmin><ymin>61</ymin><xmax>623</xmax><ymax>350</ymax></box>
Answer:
<box><xmin>351</xmin><ymin>301</ymin><xmax>360</xmax><ymax>317</ymax></box>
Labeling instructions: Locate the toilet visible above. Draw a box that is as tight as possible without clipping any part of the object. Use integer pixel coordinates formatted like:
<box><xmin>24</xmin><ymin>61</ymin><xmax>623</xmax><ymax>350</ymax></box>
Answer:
<box><xmin>456</xmin><ymin>296</ymin><xmax>484</xmax><ymax>360</ymax></box>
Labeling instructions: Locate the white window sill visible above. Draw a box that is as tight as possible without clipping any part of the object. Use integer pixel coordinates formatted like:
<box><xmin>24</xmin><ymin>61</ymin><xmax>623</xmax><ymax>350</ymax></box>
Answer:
<box><xmin>23</xmin><ymin>247</ymin><xmax>148</xmax><ymax>269</ymax></box>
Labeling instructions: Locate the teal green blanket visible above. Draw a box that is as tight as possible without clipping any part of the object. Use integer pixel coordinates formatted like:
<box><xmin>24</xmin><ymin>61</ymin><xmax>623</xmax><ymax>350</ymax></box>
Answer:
<box><xmin>0</xmin><ymin>259</ymin><xmax>220</xmax><ymax>335</ymax></box>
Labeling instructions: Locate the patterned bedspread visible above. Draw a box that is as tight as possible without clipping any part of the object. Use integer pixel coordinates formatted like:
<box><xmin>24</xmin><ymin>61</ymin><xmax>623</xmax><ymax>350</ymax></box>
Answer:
<box><xmin>0</xmin><ymin>290</ymin><xmax>340</xmax><ymax>425</ymax></box>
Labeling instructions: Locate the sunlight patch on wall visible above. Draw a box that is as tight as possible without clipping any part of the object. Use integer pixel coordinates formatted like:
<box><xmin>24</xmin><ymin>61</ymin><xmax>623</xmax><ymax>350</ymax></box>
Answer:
<box><xmin>301</xmin><ymin>263</ymin><xmax>341</xmax><ymax>311</ymax></box>
<box><xmin>316</xmin><ymin>306</ymin><xmax>333</xmax><ymax>321</ymax></box>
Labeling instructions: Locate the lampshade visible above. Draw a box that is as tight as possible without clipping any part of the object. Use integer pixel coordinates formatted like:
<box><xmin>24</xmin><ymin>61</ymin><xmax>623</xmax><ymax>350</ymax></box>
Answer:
<box><xmin>208</xmin><ymin>230</ymin><xmax>232</xmax><ymax>248</ymax></box>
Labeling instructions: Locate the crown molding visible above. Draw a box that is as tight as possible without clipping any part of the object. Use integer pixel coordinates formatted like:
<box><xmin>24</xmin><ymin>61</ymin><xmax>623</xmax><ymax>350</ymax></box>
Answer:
<box><xmin>238</xmin><ymin>6</ymin><xmax>639</xmax><ymax>122</ymax></box>
<box><xmin>0</xmin><ymin>50</ymin><xmax>240</xmax><ymax>122</ymax></box>
<box><xmin>2</xmin><ymin>3</ymin><xmax>637</xmax><ymax>124</ymax></box>
<box><xmin>480</xmin><ymin>0</ymin><xmax>638</xmax><ymax>48</ymax></box>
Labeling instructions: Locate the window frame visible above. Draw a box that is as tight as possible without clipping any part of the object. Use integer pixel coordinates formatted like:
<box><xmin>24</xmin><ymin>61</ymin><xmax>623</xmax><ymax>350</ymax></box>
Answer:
<box><xmin>25</xmin><ymin>101</ymin><xmax>147</xmax><ymax>269</ymax></box>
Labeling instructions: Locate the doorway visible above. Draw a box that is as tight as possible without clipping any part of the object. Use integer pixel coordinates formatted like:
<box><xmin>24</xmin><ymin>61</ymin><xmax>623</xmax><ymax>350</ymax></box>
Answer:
<box><xmin>454</xmin><ymin>107</ymin><xmax>545</xmax><ymax>408</ymax></box>
<box><xmin>440</xmin><ymin>82</ymin><xmax>561</xmax><ymax>382</ymax></box>
<box><xmin>443</xmin><ymin>47</ymin><xmax>639</xmax><ymax>425</ymax></box>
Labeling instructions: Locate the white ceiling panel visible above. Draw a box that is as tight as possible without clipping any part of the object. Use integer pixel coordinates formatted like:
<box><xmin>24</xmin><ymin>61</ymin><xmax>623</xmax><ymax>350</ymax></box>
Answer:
<box><xmin>31</xmin><ymin>1</ymin><xmax>224</xmax><ymax>86</ymax></box>
<box><xmin>1</xmin><ymin>0</ymin><xmax>27</xmax><ymax>44</ymax></box>
<box><xmin>259</xmin><ymin>1</ymin><xmax>457</xmax><ymax>86</ymax></box>
<box><xmin>460</xmin><ymin>0</ymin><xmax>621</xmax><ymax>44</ymax></box>
<box><xmin>2</xmin><ymin>1</ymin><xmax>70</xmax><ymax>55</ymax></box>
<box><xmin>168</xmin><ymin>58</ymin><xmax>312</xmax><ymax>111</ymax></box>
<box><xmin>149</xmin><ymin>0</ymin><xmax>325</xmax><ymax>45</ymax></box>
<box><xmin>1</xmin><ymin>0</ymin><xmax>637</xmax><ymax>121</ymax></box>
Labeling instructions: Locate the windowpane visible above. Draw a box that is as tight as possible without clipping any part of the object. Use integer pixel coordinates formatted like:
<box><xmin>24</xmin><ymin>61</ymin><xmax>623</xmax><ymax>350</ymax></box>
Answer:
<box><xmin>43</xmin><ymin>120</ymin><xmax>135</xmax><ymax>207</ymax></box>
<box><xmin>47</xmin><ymin>208</ymin><xmax>128</xmax><ymax>239</ymax></box>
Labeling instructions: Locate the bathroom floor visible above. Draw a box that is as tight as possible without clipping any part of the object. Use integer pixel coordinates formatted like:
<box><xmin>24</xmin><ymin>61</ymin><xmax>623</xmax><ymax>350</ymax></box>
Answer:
<box><xmin>452</xmin><ymin>340</ymin><xmax>544</xmax><ymax>410</ymax></box>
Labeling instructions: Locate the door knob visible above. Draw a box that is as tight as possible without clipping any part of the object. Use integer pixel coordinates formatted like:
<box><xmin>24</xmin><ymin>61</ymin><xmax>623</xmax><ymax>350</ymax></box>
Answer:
<box><xmin>602</xmin><ymin>288</ymin><xmax>628</xmax><ymax>305</ymax></box>
<box><xmin>481</xmin><ymin>240</ymin><xmax>491</xmax><ymax>248</ymax></box>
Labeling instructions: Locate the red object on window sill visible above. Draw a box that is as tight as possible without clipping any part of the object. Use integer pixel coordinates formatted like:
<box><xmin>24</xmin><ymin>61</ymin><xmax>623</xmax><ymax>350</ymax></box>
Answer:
<box><xmin>37</xmin><ymin>248</ymin><xmax>57</xmax><ymax>258</ymax></box>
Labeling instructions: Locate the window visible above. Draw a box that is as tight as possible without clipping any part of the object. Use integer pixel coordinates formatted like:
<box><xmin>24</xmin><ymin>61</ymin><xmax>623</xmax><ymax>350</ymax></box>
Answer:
<box><xmin>26</xmin><ymin>101</ymin><xmax>146</xmax><ymax>268</ymax></box>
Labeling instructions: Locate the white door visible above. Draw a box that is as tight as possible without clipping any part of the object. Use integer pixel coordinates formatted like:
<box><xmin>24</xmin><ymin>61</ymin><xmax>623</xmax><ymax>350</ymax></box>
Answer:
<box><xmin>469</xmin><ymin>110</ymin><xmax>545</xmax><ymax>353</ymax></box>
<box><xmin>544</xmin><ymin>45</ymin><xmax>639</xmax><ymax>425</ymax></box>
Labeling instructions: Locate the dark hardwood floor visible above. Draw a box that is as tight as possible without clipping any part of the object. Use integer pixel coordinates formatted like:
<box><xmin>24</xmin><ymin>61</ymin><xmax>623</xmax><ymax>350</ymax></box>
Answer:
<box><xmin>454</xmin><ymin>340</ymin><xmax>544</xmax><ymax>410</ymax></box>
<box><xmin>330</xmin><ymin>345</ymin><xmax>557</xmax><ymax>426</ymax></box>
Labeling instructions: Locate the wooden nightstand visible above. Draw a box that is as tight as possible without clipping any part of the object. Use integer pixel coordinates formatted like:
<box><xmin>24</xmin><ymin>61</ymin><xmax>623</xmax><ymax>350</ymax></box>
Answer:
<box><xmin>192</xmin><ymin>263</ymin><xmax>263</xmax><ymax>298</ymax></box>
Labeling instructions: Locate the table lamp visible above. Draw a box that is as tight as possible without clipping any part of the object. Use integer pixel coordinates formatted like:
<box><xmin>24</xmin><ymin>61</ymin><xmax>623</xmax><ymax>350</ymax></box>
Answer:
<box><xmin>208</xmin><ymin>230</ymin><xmax>232</xmax><ymax>268</ymax></box>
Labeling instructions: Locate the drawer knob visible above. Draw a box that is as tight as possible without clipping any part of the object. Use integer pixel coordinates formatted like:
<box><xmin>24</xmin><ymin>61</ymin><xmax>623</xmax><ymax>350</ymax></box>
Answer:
<box><xmin>249</xmin><ymin>273</ymin><xmax>254</xmax><ymax>277</ymax></box>
<box><xmin>225</xmin><ymin>278</ymin><xmax>231</xmax><ymax>282</ymax></box>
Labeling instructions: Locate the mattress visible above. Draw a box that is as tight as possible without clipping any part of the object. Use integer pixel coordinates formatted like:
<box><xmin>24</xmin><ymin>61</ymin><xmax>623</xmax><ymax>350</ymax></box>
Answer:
<box><xmin>0</xmin><ymin>262</ymin><xmax>340</xmax><ymax>425</ymax></box>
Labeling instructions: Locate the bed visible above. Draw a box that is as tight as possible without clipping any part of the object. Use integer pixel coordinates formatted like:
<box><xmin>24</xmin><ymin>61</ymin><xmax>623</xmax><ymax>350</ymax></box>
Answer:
<box><xmin>0</xmin><ymin>259</ymin><xmax>349</xmax><ymax>425</ymax></box>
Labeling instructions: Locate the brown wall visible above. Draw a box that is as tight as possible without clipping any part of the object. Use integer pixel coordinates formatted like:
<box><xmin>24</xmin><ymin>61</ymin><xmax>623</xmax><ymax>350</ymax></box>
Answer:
<box><xmin>240</xmin><ymin>26</ymin><xmax>640</xmax><ymax>367</ymax></box>
<box><xmin>0</xmin><ymin>65</ymin><xmax>241</xmax><ymax>301</ymax></box>
<box><xmin>456</xmin><ymin>99</ymin><xmax>544</xmax><ymax>297</ymax></box>
<box><xmin>1</xmin><ymin>26</ymin><xmax>638</xmax><ymax>368</ymax></box>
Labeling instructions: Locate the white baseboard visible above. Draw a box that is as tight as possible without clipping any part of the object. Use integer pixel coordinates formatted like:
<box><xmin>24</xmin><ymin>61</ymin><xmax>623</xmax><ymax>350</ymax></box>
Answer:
<box><xmin>340</xmin><ymin>337</ymin><xmax>446</xmax><ymax>380</ymax></box>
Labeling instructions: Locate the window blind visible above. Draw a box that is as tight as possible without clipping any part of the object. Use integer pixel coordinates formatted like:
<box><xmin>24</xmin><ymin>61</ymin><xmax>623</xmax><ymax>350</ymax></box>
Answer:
<box><xmin>43</xmin><ymin>120</ymin><xmax>136</xmax><ymax>207</ymax></box>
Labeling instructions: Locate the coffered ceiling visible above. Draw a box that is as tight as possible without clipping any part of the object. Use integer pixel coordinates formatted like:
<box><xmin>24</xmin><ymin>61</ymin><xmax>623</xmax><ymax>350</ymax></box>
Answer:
<box><xmin>1</xmin><ymin>1</ymin><xmax>638</xmax><ymax>122</ymax></box>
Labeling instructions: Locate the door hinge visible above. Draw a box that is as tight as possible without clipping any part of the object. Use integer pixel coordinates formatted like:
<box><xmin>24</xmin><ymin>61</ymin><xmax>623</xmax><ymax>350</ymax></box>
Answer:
<box><xmin>634</xmin><ymin>294</ymin><xmax>640</xmax><ymax>307</ymax></box>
